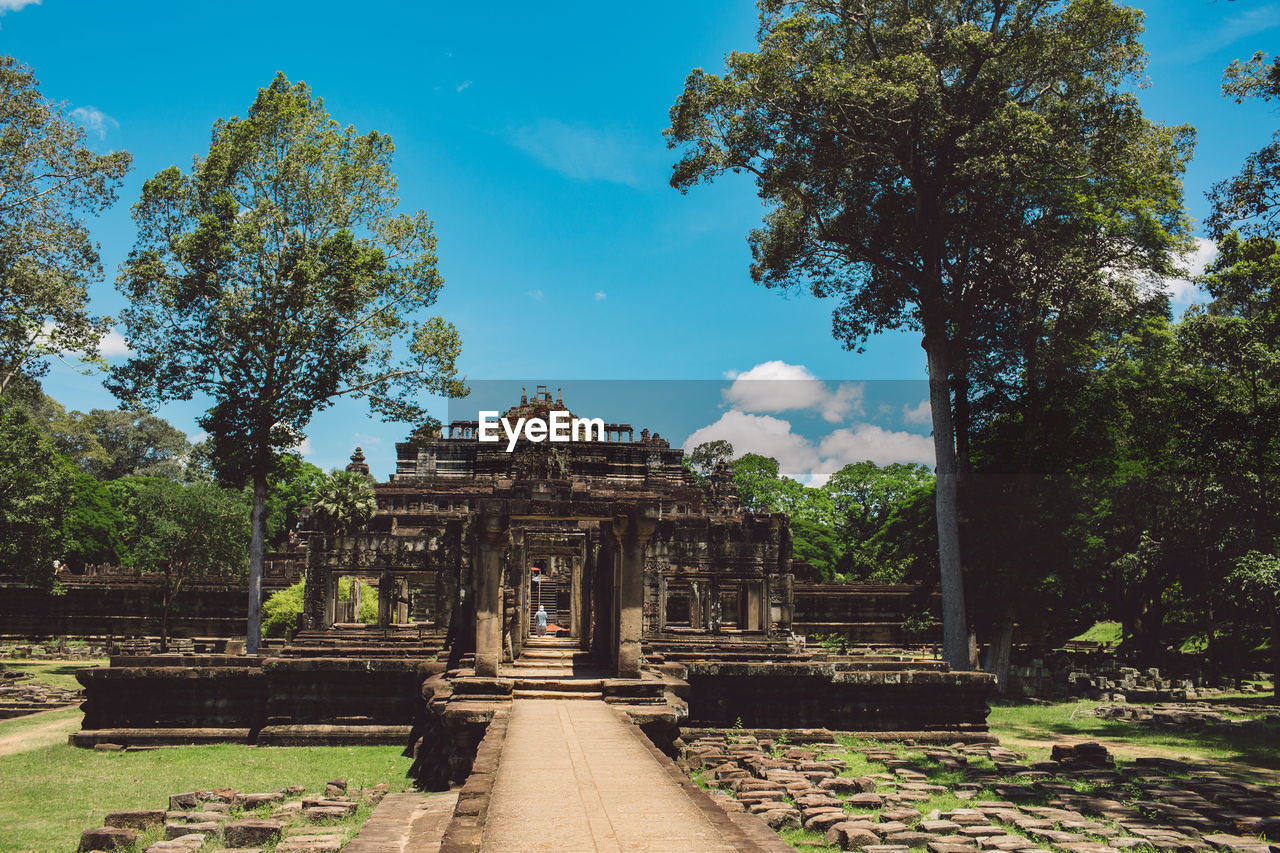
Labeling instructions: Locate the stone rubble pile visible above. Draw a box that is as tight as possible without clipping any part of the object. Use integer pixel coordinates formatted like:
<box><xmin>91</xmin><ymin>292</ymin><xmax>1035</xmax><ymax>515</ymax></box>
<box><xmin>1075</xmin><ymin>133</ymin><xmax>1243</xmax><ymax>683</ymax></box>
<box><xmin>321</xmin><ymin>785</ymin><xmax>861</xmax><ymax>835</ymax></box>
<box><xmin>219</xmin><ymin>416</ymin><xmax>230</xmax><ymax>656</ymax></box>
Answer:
<box><xmin>1</xmin><ymin>641</ymin><xmax>108</xmax><ymax>659</ymax></box>
<box><xmin>681</xmin><ymin>734</ymin><xmax>1280</xmax><ymax>853</ymax></box>
<box><xmin>76</xmin><ymin>778</ymin><xmax>390</xmax><ymax>852</ymax></box>
<box><xmin>0</xmin><ymin>669</ymin><xmax>82</xmax><ymax>718</ymax></box>
<box><xmin>1011</xmin><ymin>656</ymin><xmax>1269</xmax><ymax>703</ymax></box>
<box><xmin>1093</xmin><ymin>703</ymin><xmax>1280</xmax><ymax>734</ymax></box>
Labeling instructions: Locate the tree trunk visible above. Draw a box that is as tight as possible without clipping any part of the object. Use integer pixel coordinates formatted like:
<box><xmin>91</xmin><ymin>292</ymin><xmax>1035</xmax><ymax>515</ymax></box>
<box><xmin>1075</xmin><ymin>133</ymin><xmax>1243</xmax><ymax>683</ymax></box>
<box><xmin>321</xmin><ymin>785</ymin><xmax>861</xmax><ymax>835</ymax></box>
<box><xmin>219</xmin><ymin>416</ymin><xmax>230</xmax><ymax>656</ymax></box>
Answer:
<box><xmin>924</xmin><ymin>332</ymin><xmax>969</xmax><ymax>672</ymax></box>
<box><xmin>985</xmin><ymin>615</ymin><xmax>1015</xmax><ymax>695</ymax></box>
<box><xmin>160</xmin><ymin>565</ymin><xmax>171</xmax><ymax>653</ymax></box>
<box><xmin>247</xmin><ymin>474</ymin><xmax>267</xmax><ymax>655</ymax></box>
<box><xmin>1272</xmin><ymin>610</ymin><xmax>1279</xmax><ymax>698</ymax></box>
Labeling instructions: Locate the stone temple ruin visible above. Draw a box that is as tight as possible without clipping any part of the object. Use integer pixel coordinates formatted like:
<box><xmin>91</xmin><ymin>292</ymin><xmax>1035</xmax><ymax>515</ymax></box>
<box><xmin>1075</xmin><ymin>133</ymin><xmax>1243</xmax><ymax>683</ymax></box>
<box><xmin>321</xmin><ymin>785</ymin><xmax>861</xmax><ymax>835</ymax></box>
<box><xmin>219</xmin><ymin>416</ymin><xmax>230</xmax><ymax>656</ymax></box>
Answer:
<box><xmin>72</xmin><ymin>387</ymin><xmax>994</xmax><ymax>788</ymax></box>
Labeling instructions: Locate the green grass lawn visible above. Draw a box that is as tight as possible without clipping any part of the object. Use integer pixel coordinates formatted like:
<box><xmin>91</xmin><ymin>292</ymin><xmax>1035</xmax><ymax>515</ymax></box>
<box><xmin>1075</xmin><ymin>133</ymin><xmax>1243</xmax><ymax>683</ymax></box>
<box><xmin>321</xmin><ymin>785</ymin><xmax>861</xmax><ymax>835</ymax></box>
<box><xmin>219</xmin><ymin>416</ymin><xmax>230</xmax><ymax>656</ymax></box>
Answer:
<box><xmin>987</xmin><ymin>698</ymin><xmax>1280</xmax><ymax>772</ymax></box>
<box><xmin>0</xmin><ymin>742</ymin><xmax>415</xmax><ymax>853</ymax></box>
<box><xmin>1</xmin><ymin>658</ymin><xmax>107</xmax><ymax>691</ymax></box>
<box><xmin>1069</xmin><ymin>621</ymin><xmax>1123</xmax><ymax>647</ymax></box>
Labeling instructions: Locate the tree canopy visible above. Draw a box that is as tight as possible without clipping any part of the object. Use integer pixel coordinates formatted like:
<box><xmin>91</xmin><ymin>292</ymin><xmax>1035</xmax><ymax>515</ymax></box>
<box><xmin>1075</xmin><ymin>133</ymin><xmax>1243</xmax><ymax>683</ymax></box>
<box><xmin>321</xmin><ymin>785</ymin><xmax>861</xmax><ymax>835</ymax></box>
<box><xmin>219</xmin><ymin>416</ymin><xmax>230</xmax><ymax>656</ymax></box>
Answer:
<box><xmin>109</xmin><ymin>477</ymin><xmax>250</xmax><ymax>649</ymax></box>
<box><xmin>0</xmin><ymin>56</ymin><xmax>131</xmax><ymax>397</ymax></box>
<box><xmin>109</xmin><ymin>73</ymin><xmax>465</xmax><ymax>651</ymax></box>
<box><xmin>0</xmin><ymin>399</ymin><xmax>72</xmax><ymax>587</ymax></box>
<box><xmin>310</xmin><ymin>468</ymin><xmax>377</xmax><ymax>535</ymax></box>
<box><xmin>667</xmin><ymin>0</ymin><xmax>1192</xmax><ymax>669</ymax></box>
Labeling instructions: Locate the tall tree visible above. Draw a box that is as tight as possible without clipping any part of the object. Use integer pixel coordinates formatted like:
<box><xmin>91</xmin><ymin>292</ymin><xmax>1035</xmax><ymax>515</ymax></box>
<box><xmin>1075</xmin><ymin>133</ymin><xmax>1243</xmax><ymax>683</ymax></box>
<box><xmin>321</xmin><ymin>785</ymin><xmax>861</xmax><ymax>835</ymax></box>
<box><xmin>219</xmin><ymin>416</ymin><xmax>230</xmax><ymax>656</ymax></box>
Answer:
<box><xmin>0</xmin><ymin>399</ymin><xmax>72</xmax><ymax>586</ymax></box>
<box><xmin>0</xmin><ymin>56</ymin><xmax>131</xmax><ymax>397</ymax></box>
<box><xmin>109</xmin><ymin>74</ymin><xmax>465</xmax><ymax>653</ymax></box>
<box><xmin>1208</xmin><ymin>51</ymin><xmax>1280</xmax><ymax>241</ymax></box>
<box><xmin>309</xmin><ymin>468</ymin><xmax>377</xmax><ymax>535</ymax></box>
<box><xmin>263</xmin><ymin>453</ymin><xmax>325</xmax><ymax>547</ymax></box>
<box><xmin>110</xmin><ymin>478</ymin><xmax>250</xmax><ymax>651</ymax></box>
<box><xmin>60</xmin><ymin>466</ymin><xmax>126</xmax><ymax>572</ymax></box>
<box><xmin>667</xmin><ymin>0</ymin><xmax>1191</xmax><ymax>669</ymax></box>
<box><xmin>45</xmin><ymin>407</ymin><xmax>193</xmax><ymax>480</ymax></box>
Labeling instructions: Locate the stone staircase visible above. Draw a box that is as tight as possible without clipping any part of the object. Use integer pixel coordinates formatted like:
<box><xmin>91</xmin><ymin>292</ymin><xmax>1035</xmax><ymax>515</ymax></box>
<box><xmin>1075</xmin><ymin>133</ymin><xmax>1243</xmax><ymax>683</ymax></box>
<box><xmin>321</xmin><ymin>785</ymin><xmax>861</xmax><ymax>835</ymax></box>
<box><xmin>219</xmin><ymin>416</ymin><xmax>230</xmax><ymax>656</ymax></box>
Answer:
<box><xmin>280</xmin><ymin>625</ymin><xmax>446</xmax><ymax>659</ymax></box>
<box><xmin>415</xmin><ymin>635</ymin><xmax>694</xmax><ymax>788</ymax></box>
<box><xmin>510</xmin><ymin>637</ymin><xmax>604</xmax><ymax>700</ymax></box>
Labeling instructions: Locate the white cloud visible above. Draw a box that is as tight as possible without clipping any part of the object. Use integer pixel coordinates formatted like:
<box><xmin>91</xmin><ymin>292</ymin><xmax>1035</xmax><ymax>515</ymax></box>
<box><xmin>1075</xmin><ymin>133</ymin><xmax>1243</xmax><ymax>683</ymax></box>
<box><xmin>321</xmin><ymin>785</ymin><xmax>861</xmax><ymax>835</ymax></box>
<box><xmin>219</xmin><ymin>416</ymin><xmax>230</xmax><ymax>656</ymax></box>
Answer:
<box><xmin>0</xmin><ymin>0</ymin><xmax>41</xmax><ymax>12</ymax></box>
<box><xmin>683</xmin><ymin>410</ymin><xmax>821</xmax><ymax>481</ymax></box>
<box><xmin>1164</xmin><ymin>237</ymin><xmax>1217</xmax><ymax>306</ymax></box>
<box><xmin>511</xmin><ymin>119</ymin><xmax>647</xmax><ymax>187</ymax></box>
<box><xmin>682</xmin><ymin>410</ymin><xmax>934</xmax><ymax>486</ymax></box>
<box><xmin>594</xmin><ymin>291</ymin><xmax>607</xmax><ymax>301</ymax></box>
<box><xmin>903</xmin><ymin>399</ymin><xmax>931</xmax><ymax>425</ymax></box>
<box><xmin>293</xmin><ymin>436</ymin><xmax>314</xmax><ymax>457</ymax></box>
<box><xmin>36</xmin><ymin>321</ymin><xmax>131</xmax><ymax>358</ymax></box>
<box><xmin>527</xmin><ymin>289</ymin><xmax>545</xmax><ymax>301</ymax></box>
<box><xmin>1182</xmin><ymin>4</ymin><xmax>1280</xmax><ymax>62</ymax></box>
<box><xmin>456</xmin><ymin>81</ymin><xmax>472</xmax><ymax>93</ymax></box>
<box><xmin>723</xmin><ymin>361</ymin><xmax>864</xmax><ymax>423</ymax></box>
<box><xmin>70</xmin><ymin>106</ymin><xmax>118</xmax><ymax>140</ymax></box>
<box><xmin>97</xmin><ymin>328</ymin><xmax>131</xmax><ymax>357</ymax></box>
<box><xmin>817</xmin><ymin>424</ymin><xmax>935</xmax><ymax>470</ymax></box>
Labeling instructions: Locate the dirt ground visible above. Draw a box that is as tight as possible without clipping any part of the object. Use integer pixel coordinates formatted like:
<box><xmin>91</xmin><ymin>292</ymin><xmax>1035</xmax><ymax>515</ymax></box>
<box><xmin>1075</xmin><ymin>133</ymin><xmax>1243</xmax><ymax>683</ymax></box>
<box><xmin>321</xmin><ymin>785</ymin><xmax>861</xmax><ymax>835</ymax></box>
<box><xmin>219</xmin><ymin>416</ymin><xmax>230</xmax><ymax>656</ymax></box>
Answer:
<box><xmin>0</xmin><ymin>707</ymin><xmax>82</xmax><ymax>757</ymax></box>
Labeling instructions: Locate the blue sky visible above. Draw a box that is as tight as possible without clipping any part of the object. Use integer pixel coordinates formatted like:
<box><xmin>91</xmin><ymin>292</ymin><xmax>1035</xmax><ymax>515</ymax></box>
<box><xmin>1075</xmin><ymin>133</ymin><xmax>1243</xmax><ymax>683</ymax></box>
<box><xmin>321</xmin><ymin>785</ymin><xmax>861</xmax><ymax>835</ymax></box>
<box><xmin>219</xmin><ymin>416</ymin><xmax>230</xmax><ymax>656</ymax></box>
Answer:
<box><xmin>5</xmin><ymin>0</ymin><xmax>1279</xmax><ymax>480</ymax></box>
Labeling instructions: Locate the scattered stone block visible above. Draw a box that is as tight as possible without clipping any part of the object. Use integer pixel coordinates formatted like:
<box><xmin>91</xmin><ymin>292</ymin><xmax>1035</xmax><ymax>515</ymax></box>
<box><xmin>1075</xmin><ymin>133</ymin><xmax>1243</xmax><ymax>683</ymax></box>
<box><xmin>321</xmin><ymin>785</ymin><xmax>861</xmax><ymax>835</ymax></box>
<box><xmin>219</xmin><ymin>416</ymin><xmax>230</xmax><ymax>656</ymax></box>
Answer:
<box><xmin>78</xmin><ymin>827</ymin><xmax>137</xmax><ymax>851</ymax></box>
<box><xmin>223</xmin><ymin>819</ymin><xmax>284</xmax><ymax>846</ymax></box>
<box><xmin>144</xmin><ymin>835</ymin><xmax>207</xmax><ymax>853</ymax></box>
<box><xmin>169</xmin><ymin>792</ymin><xmax>200</xmax><ymax>811</ymax></box>
<box><xmin>929</xmin><ymin>843</ymin><xmax>979</xmax><ymax>853</ymax></box>
<box><xmin>886</xmin><ymin>831</ymin><xmax>934</xmax><ymax>846</ymax></box>
<box><xmin>165</xmin><ymin>821</ymin><xmax>220</xmax><ymax>839</ymax></box>
<box><xmin>240</xmin><ymin>792</ymin><xmax>285</xmax><ymax>808</ymax></box>
<box><xmin>846</xmin><ymin>792</ymin><xmax>886</xmax><ymax>808</ymax></box>
<box><xmin>796</xmin><ymin>793</ymin><xmax>844</xmax><ymax>809</ymax></box>
<box><xmin>304</xmin><ymin>805</ymin><xmax>352</xmax><ymax>823</ymax></box>
<box><xmin>806</xmin><ymin>811</ymin><xmax>853</xmax><ymax>832</ymax></box>
<box><xmin>822</xmin><ymin>776</ymin><xmax>876</xmax><ymax>793</ymax></box>
<box><xmin>1201</xmin><ymin>835</ymin><xmax>1273</xmax><ymax>853</ymax></box>
<box><xmin>760</xmin><ymin>808</ymin><xmax>802</xmax><ymax>830</ymax></box>
<box><xmin>104</xmin><ymin>809</ymin><xmax>165</xmax><ymax>830</ymax></box>
<box><xmin>827</xmin><ymin>821</ymin><xmax>882</xmax><ymax>850</ymax></box>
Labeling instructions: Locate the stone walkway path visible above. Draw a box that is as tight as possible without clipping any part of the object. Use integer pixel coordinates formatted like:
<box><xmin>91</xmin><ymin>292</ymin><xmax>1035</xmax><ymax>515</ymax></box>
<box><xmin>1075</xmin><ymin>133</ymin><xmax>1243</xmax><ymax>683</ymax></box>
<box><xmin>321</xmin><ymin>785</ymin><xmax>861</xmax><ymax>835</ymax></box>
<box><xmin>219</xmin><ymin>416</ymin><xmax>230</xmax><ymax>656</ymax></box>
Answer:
<box><xmin>479</xmin><ymin>700</ymin><xmax>745</xmax><ymax>852</ymax></box>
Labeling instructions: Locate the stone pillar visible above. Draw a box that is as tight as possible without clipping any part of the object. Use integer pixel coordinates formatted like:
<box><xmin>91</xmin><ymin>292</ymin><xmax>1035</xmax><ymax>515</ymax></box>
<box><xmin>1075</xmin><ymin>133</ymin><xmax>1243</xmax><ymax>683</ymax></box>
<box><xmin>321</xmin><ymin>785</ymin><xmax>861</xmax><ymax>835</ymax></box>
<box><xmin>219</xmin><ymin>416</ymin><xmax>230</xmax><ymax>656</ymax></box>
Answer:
<box><xmin>474</xmin><ymin>513</ymin><xmax>505</xmax><ymax>677</ymax></box>
<box><xmin>324</xmin><ymin>573</ymin><xmax>338</xmax><ymax>628</ymax></box>
<box><xmin>397</xmin><ymin>577</ymin><xmax>410</xmax><ymax>625</ymax></box>
<box><xmin>378</xmin><ymin>570</ymin><xmax>392</xmax><ymax>628</ymax></box>
<box><xmin>570</xmin><ymin>554</ymin><xmax>583</xmax><ymax>642</ymax></box>
<box><xmin>745</xmin><ymin>582</ymin><xmax>762</xmax><ymax>632</ymax></box>
<box><xmin>511</xmin><ymin>528</ymin><xmax>527</xmax><ymax>661</ymax></box>
<box><xmin>613</xmin><ymin>507</ymin><xmax>657</xmax><ymax>679</ymax></box>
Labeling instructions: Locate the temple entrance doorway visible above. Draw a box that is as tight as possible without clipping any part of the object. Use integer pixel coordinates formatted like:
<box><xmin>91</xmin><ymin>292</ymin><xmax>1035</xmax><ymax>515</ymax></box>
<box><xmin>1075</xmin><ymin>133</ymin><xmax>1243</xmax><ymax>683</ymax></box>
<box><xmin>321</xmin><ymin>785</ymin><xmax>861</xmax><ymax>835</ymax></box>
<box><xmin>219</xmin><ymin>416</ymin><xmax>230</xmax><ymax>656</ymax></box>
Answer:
<box><xmin>521</xmin><ymin>530</ymin><xmax>590</xmax><ymax>650</ymax></box>
<box><xmin>528</xmin><ymin>556</ymin><xmax>573</xmax><ymax>637</ymax></box>
<box><xmin>328</xmin><ymin>575</ymin><xmax>379</xmax><ymax>626</ymax></box>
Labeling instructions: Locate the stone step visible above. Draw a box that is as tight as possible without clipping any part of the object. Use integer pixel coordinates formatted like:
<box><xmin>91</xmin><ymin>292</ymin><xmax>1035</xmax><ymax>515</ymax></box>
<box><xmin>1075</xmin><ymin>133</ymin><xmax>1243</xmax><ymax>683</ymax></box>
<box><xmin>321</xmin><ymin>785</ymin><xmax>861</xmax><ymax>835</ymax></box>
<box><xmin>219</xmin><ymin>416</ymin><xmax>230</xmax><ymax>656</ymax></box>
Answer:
<box><xmin>511</xmin><ymin>689</ymin><xmax>604</xmax><ymax>700</ymax></box>
<box><xmin>513</xmin><ymin>678</ymin><xmax>605</xmax><ymax>692</ymax></box>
